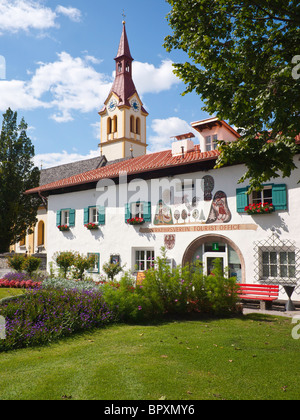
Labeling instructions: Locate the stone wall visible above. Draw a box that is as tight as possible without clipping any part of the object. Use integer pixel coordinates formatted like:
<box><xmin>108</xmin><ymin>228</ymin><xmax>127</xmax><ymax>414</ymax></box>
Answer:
<box><xmin>0</xmin><ymin>254</ymin><xmax>10</xmax><ymax>269</ymax></box>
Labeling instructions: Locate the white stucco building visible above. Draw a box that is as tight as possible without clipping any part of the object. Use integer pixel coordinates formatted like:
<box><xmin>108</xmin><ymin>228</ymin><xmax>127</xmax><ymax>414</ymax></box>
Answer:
<box><xmin>26</xmin><ymin>22</ymin><xmax>300</xmax><ymax>304</ymax></box>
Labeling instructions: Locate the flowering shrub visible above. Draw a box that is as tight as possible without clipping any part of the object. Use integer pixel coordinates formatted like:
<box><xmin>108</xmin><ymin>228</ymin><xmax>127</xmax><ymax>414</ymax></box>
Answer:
<box><xmin>244</xmin><ymin>202</ymin><xmax>274</xmax><ymax>214</ymax></box>
<box><xmin>127</xmin><ymin>217</ymin><xmax>144</xmax><ymax>225</ymax></box>
<box><xmin>102</xmin><ymin>248</ymin><xmax>240</xmax><ymax>323</ymax></box>
<box><xmin>84</xmin><ymin>223</ymin><xmax>99</xmax><ymax>230</ymax></box>
<box><xmin>57</xmin><ymin>225</ymin><xmax>69</xmax><ymax>231</ymax></box>
<box><xmin>0</xmin><ymin>279</ymin><xmax>41</xmax><ymax>289</ymax></box>
<box><xmin>3</xmin><ymin>272</ymin><xmax>29</xmax><ymax>282</ymax></box>
<box><xmin>102</xmin><ymin>272</ymin><xmax>154</xmax><ymax>323</ymax></box>
<box><xmin>41</xmin><ymin>277</ymin><xmax>100</xmax><ymax>292</ymax></box>
<box><xmin>0</xmin><ymin>288</ymin><xmax>115</xmax><ymax>351</ymax></box>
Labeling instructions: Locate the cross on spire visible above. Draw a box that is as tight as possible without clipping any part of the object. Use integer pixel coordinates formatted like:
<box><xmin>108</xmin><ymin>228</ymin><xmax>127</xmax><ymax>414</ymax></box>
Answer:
<box><xmin>122</xmin><ymin>9</ymin><xmax>126</xmax><ymax>23</ymax></box>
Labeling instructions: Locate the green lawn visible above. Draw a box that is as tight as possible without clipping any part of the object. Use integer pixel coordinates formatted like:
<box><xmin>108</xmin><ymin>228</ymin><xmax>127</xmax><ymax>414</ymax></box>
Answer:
<box><xmin>0</xmin><ymin>288</ymin><xmax>25</xmax><ymax>300</ymax></box>
<box><xmin>0</xmin><ymin>313</ymin><xmax>299</xmax><ymax>400</ymax></box>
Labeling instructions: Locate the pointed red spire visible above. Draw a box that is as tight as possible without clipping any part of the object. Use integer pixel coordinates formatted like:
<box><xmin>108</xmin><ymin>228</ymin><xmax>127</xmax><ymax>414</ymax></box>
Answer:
<box><xmin>115</xmin><ymin>21</ymin><xmax>133</xmax><ymax>61</ymax></box>
<box><xmin>110</xmin><ymin>22</ymin><xmax>137</xmax><ymax>107</ymax></box>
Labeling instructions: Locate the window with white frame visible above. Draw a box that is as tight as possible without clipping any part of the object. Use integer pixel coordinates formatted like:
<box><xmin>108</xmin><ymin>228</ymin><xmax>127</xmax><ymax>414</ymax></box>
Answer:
<box><xmin>261</xmin><ymin>250</ymin><xmax>296</xmax><ymax>280</ymax></box>
<box><xmin>131</xmin><ymin>202</ymin><xmax>144</xmax><ymax>218</ymax></box>
<box><xmin>251</xmin><ymin>186</ymin><xmax>273</xmax><ymax>205</ymax></box>
<box><xmin>89</xmin><ymin>207</ymin><xmax>99</xmax><ymax>224</ymax></box>
<box><xmin>135</xmin><ymin>250</ymin><xmax>155</xmax><ymax>271</ymax></box>
<box><xmin>61</xmin><ymin>210</ymin><xmax>70</xmax><ymax>226</ymax></box>
<box><xmin>205</xmin><ymin>134</ymin><xmax>218</xmax><ymax>151</ymax></box>
<box><xmin>87</xmin><ymin>253</ymin><xmax>100</xmax><ymax>274</ymax></box>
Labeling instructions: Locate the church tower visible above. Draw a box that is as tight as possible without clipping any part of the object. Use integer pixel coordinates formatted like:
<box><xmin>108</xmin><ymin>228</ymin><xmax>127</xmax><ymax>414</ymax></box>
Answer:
<box><xmin>99</xmin><ymin>21</ymin><xmax>148</xmax><ymax>161</ymax></box>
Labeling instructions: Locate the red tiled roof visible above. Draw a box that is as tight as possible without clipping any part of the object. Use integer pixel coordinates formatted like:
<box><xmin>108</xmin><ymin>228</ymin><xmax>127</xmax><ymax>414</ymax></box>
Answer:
<box><xmin>26</xmin><ymin>146</ymin><xmax>219</xmax><ymax>195</ymax></box>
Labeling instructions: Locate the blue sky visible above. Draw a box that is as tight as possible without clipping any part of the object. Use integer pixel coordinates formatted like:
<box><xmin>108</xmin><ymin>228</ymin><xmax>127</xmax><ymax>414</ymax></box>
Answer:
<box><xmin>0</xmin><ymin>0</ymin><xmax>209</xmax><ymax>169</ymax></box>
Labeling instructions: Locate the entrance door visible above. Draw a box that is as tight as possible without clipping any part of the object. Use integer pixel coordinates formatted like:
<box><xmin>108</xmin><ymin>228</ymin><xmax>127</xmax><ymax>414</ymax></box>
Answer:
<box><xmin>204</xmin><ymin>251</ymin><xmax>227</xmax><ymax>276</ymax></box>
<box><xmin>206</xmin><ymin>256</ymin><xmax>224</xmax><ymax>275</ymax></box>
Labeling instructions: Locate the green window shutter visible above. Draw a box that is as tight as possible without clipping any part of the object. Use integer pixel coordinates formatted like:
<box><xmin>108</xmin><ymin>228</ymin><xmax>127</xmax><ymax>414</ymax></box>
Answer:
<box><xmin>125</xmin><ymin>203</ymin><xmax>131</xmax><ymax>222</ymax></box>
<box><xmin>69</xmin><ymin>209</ymin><xmax>76</xmax><ymax>227</ymax></box>
<box><xmin>236</xmin><ymin>187</ymin><xmax>249</xmax><ymax>213</ymax></box>
<box><xmin>272</xmin><ymin>184</ymin><xmax>287</xmax><ymax>210</ymax></box>
<box><xmin>97</xmin><ymin>206</ymin><xmax>106</xmax><ymax>225</ymax></box>
<box><xmin>84</xmin><ymin>208</ymin><xmax>89</xmax><ymax>224</ymax></box>
<box><xmin>142</xmin><ymin>201</ymin><xmax>151</xmax><ymax>222</ymax></box>
<box><xmin>56</xmin><ymin>210</ymin><xmax>61</xmax><ymax>226</ymax></box>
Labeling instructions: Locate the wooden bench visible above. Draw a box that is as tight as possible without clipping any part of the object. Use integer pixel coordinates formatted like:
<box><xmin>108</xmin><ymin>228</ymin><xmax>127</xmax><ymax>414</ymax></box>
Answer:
<box><xmin>237</xmin><ymin>283</ymin><xmax>279</xmax><ymax>310</ymax></box>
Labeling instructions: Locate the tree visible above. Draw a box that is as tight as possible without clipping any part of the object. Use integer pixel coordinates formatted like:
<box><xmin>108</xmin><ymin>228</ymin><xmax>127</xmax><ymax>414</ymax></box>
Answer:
<box><xmin>164</xmin><ymin>0</ymin><xmax>300</xmax><ymax>191</ymax></box>
<box><xmin>0</xmin><ymin>108</ymin><xmax>40</xmax><ymax>252</ymax></box>
<box><xmin>103</xmin><ymin>261</ymin><xmax>124</xmax><ymax>281</ymax></box>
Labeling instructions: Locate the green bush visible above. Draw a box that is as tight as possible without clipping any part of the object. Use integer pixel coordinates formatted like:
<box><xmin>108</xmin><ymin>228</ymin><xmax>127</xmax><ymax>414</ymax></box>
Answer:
<box><xmin>102</xmin><ymin>248</ymin><xmax>240</xmax><ymax>322</ymax></box>
<box><xmin>22</xmin><ymin>256</ymin><xmax>41</xmax><ymax>277</ymax></box>
<box><xmin>8</xmin><ymin>254</ymin><xmax>41</xmax><ymax>277</ymax></box>
<box><xmin>72</xmin><ymin>253</ymin><xmax>97</xmax><ymax>280</ymax></box>
<box><xmin>102</xmin><ymin>272</ymin><xmax>155</xmax><ymax>323</ymax></box>
<box><xmin>205</xmin><ymin>259</ymin><xmax>239</xmax><ymax>315</ymax></box>
<box><xmin>8</xmin><ymin>254</ymin><xmax>26</xmax><ymax>272</ymax></box>
<box><xmin>140</xmin><ymin>248</ymin><xmax>239</xmax><ymax>317</ymax></box>
<box><xmin>54</xmin><ymin>251</ymin><xmax>75</xmax><ymax>278</ymax></box>
<box><xmin>102</xmin><ymin>261</ymin><xmax>123</xmax><ymax>281</ymax></box>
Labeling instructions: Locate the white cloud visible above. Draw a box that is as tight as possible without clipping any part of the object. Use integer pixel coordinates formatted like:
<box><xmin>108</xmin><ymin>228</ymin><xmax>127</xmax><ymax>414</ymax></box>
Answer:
<box><xmin>0</xmin><ymin>52</ymin><xmax>113</xmax><ymax>121</ymax></box>
<box><xmin>30</xmin><ymin>52</ymin><xmax>112</xmax><ymax>122</ymax></box>
<box><xmin>0</xmin><ymin>53</ymin><xmax>181</xmax><ymax>123</ymax></box>
<box><xmin>0</xmin><ymin>0</ymin><xmax>81</xmax><ymax>34</ymax></box>
<box><xmin>0</xmin><ymin>80</ymin><xmax>48</xmax><ymax>110</ymax></box>
<box><xmin>34</xmin><ymin>149</ymin><xmax>100</xmax><ymax>169</ymax></box>
<box><xmin>56</xmin><ymin>5</ymin><xmax>81</xmax><ymax>22</ymax></box>
<box><xmin>133</xmin><ymin>59</ymin><xmax>180</xmax><ymax>95</ymax></box>
<box><xmin>148</xmin><ymin>117</ymin><xmax>200</xmax><ymax>153</ymax></box>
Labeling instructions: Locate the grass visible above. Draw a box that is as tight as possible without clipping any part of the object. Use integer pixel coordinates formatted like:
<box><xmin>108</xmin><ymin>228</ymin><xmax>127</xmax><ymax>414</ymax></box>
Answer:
<box><xmin>0</xmin><ymin>288</ymin><xmax>25</xmax><ymax>300</ymax></box>
<box><xmin>0</xmin><ymin>313</ymin><xmax>299</xmax><ymax>400</ymax></box>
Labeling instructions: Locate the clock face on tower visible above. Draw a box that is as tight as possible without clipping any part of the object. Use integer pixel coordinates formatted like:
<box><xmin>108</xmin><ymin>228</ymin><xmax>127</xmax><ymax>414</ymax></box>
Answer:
<box><xmin>130</xmin><ymin>99</ymin><xmax>140</xmax><ymax>112</ymax></box>
<box><xmin>108</xmin><ymin>98</ymin><xmax>117</xmax><ymax>112</ymax></box>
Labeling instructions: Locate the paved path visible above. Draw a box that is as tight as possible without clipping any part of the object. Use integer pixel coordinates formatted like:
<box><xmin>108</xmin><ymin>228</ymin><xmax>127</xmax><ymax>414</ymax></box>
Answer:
<box><xmin>243</xmin><ymin>307</ymin><xmax>300</xmax><ymax>318</ymax></box>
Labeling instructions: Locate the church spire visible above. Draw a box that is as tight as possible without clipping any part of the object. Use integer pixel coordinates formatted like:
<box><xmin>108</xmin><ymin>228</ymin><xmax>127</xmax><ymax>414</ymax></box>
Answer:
<box><xmin>115</xmin><ymin>21</ymin><xmax>133</xmax><ymax>62</ymax></box>
<box><xmin>99</xmin><ymin>21</ymin><xmax>148</xmax><ymax>161</ymax></box>
<box><xmin>110</xmin><ymin>21</ymin><xmax>137</xmax><ymax>107</ymax></box>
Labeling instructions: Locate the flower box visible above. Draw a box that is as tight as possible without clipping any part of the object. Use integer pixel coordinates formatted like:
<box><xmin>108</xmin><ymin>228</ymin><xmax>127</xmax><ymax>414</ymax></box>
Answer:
<box><xmin>127</xmin><ymin>217</ymin><xmax>145</xmax><ymax>225</ymax></box>
<box><xmin>58</xmin><ymin>225</ymin><xmax>70</xmax><ymax>231</ymax></box>
<box><xmin>244</xmin><ymin>202</ymin><xmax>275</xmax><ymax>215</ymax></box>
<box><xmin>85</xmin><ymin>223</ymin><xmax>99</xmax><ymax>230</ymax></box>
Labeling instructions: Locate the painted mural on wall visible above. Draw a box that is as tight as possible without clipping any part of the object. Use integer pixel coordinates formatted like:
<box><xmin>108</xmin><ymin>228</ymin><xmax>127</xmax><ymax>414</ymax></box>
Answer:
<box><xmin>164</xmin><ymin>234</ymin><xmax>176</xmax><ymax>250</ymax></box>
<box><xmin>153</xmin><ymin>175</ymin><xmax>231</xmax><ymax>226</ymax></box>
<box><xmin>154</xmin><ymin>200</ymin><xmax>173</xmax><ymax>225</ymax></box>
<box><xmin>206</xmin><ymin>191</ymin><xmax>232</xmax><ymax>224</ymax></box>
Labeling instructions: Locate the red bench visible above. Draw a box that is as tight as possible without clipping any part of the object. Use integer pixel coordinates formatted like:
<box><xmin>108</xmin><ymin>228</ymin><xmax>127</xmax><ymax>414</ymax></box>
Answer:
<box><xmin>237</xmin><ymin>283</ymin><xmax>279</xmax><ymax>310</ymax></box>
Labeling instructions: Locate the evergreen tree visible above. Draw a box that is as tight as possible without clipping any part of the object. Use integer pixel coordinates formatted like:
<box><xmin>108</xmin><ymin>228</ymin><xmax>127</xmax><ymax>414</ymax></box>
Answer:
<box><xmin>0</xmin><ymin>108</ymin><xmax>40</xmax><ymax>253</ymax></box>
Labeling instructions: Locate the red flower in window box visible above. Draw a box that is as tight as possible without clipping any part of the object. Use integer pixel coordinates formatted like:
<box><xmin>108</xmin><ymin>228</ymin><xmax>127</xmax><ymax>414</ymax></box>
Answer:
<box><xmin>127</xmin><ymin>217</ymin><xmax>145</xmax><ymax>225</ymax></box>
<box><xmin>245</xmin><ymin>202</ymin><xmax>274</xmax><ymax>214</ymax></box>
<box><xmin>85</xmin><ymin>223</ymin><xmax>99</xmax><ymax>230</ymax></box>
<box><xmin>58</xmin><ymin>225</ymin><xmax>70</xmax><ymax>231</ymax></box>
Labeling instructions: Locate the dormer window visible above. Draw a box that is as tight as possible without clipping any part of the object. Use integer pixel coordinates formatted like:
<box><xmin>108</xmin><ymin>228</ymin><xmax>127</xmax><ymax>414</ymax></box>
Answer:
<box><xmin>206</xmin><ymin>134</ymin><xmax>218</xmax><ymax>151</ymax></box>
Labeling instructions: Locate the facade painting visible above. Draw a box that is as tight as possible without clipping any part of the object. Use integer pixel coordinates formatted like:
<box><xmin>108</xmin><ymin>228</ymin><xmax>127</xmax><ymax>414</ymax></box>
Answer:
<box><xmin>154</xmin><ymin>200</ymin><xmax>173</xmax><ymax>225</ymax></box>
<box><xmin>206</xmin><ymin>191</ymin><xmax>232</xmax><ymax>224</ymax></box>
<box><xmin>152</xmin><ymin>177</ymin><xmax>232</xmax><ymax>226</ymax></box>
<box><xmin>164</xmin><ymin>234</ymin><xmax>176</xmax><ymax>250</ymax></box>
